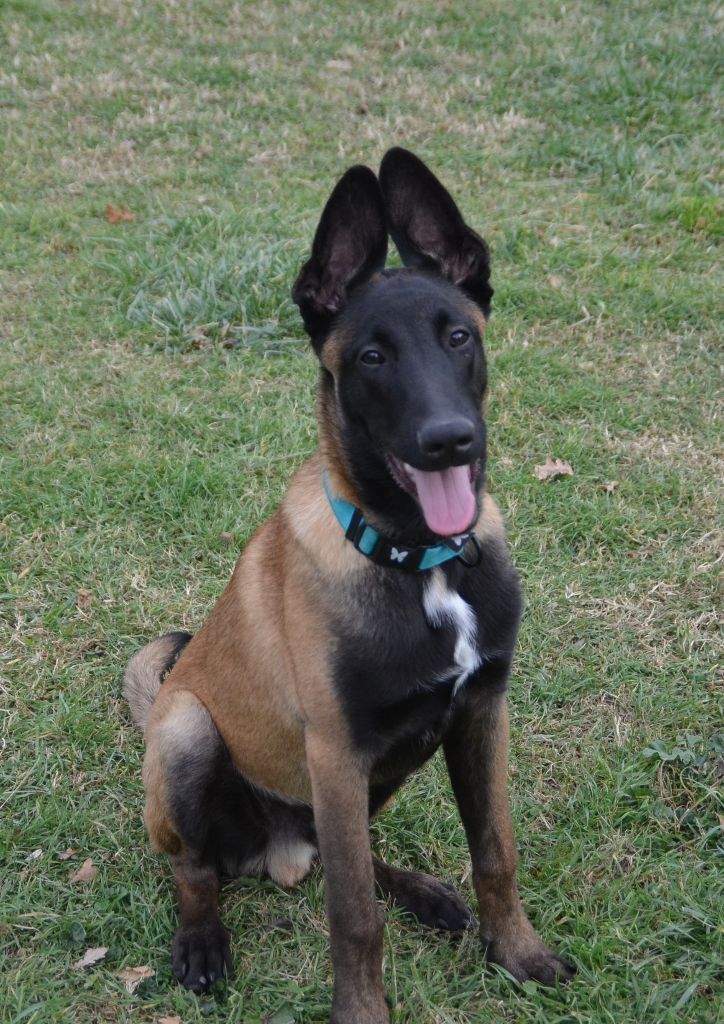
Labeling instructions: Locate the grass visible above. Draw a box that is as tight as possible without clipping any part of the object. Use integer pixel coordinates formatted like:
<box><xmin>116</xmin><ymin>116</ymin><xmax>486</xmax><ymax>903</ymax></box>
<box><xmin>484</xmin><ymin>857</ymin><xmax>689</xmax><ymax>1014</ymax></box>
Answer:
<box><xmin>1</xmin><ymin>1</ymin><xmax>721</xmax><ymax>1022</ymax></box>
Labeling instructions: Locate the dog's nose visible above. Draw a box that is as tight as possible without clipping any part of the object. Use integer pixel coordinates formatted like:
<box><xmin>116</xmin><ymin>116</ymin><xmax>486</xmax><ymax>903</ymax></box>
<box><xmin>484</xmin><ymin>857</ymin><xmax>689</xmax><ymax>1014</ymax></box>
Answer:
<box><xmin>417</xmin><ymin>417</ymin><xmax>475</xmax><ymax>461</ymax></box>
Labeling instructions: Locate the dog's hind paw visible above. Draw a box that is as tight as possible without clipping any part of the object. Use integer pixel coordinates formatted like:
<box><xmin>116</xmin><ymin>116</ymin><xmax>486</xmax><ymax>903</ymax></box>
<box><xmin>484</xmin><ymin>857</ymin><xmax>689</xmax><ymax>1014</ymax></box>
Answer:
<box><xmin>172</xmin><ymin>920</ymin><xmax>232</xmax><ymax>993</ymax></box>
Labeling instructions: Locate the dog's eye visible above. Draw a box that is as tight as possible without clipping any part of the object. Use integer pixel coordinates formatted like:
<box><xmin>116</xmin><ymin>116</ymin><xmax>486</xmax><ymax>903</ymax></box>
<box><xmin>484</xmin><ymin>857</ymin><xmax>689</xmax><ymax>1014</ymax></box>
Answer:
<box><xmin>360</xmin><ymin>349</ymin><xmax>385</xmax><ymax>366</ymax></box>
<box><xmin>449</xmin><ymin>329</ymin><xmax>470</xmax><ymax>348</ymax></box>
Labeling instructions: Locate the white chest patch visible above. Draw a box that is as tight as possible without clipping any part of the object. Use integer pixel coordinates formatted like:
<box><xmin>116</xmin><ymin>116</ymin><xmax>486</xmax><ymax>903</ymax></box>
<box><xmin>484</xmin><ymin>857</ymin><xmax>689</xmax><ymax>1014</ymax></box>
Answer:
<box><xmin>422</xmin><ymin>568</ymin><xmax>481</xmax><ymax>695</ymax></box>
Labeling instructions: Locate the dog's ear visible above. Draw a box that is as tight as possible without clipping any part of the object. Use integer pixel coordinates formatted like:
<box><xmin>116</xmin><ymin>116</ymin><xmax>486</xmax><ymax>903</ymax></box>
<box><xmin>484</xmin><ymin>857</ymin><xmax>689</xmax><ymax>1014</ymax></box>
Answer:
<box><xmin>292</xmin><ymin>165</ymin><xmax>387</xmax><ymax>347</ymax></box>
<box><xmin>379</xmin><ymin>147</ymin><xmax>492</xmax><ymax>314</ymax></box>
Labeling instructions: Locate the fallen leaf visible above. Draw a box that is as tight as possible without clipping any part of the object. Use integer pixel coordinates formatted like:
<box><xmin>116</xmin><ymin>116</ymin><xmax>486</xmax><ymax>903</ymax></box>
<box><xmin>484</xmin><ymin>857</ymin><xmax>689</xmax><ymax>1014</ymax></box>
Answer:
<box><xmin>117</xmin><ymin>964</ymin><xmax>155</xmax><ymax>993</ymax></box>
<box><xmin>77</xmin><ymin>588</ymin><xmax>93</xmax><ymax>610</ymax></box>
<box><xmin>533</xmin><ymin>457</ymin><xmax>574</xmax><ymax>481</ymax></box>
<box><xmin>219</xmin><ymin>532</ymin><xmax>233</xmax><ymax>543</ymax></box>
<box><xmin>58</xmin><ymin>847</ymin><xmax>77</xmax><ymax>861</ymax></box>
<box><xmin>547</xmin><ymin>274</ymin><xmax>564</xmax><ymax>289</ymax></box>
<box><xmin>158</xmin><ymin>1017</ymin><xmax>182</xmax><ymax>1024</ymax></box>
<box><xmin>601</xmin><ymin>481</ymin><xmax>618</xmax><ymax>494</ymax></box>
<box><xmin>69</xmin><ymin>858</ymin><xmax>97</xmax><ymax>884</ymax></box>
<box><xmin>72</xmin><ymin>946</ymin><xmax>108</xmax><ymax>970</ymax></box>
<box><xmin>26</xmin><ymin>848</ymin><xmax>43</xmax><ymax>862</ymax></box>
<box><xmin>105</xmin><ymin>203</ymin><xmax>135</xmax><ymax>223</ymax></box>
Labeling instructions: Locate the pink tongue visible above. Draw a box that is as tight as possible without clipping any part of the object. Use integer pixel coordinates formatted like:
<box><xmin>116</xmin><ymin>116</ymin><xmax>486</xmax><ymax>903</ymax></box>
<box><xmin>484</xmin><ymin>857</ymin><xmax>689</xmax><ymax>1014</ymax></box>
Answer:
<box><xmin>408</xmin><ymin>464</ymin><xmax>476</xmax><ymax>536</ymax></box>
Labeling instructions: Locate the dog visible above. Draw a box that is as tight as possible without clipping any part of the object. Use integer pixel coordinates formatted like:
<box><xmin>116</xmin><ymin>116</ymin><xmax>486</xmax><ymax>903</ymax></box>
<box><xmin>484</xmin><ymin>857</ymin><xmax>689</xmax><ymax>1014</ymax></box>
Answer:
<box><xmin>124</xmin><ymin>147</ymin><xmax>575</xmax><ymax>1023</ymax></box>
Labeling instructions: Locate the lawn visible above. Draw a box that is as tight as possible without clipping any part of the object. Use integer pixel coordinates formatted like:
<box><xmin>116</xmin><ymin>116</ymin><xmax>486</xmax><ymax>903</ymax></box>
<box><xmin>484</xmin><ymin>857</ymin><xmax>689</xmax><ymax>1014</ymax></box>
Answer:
<box><xmin>1</xmin><ymin>1</ymin><xmax>721</xmax><ymax>1022</ymax></box>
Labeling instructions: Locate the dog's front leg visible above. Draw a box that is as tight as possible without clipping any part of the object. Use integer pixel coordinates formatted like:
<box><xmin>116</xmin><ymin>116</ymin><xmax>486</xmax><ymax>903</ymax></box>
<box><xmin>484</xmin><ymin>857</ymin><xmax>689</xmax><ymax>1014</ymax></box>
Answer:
<box><xmin>444</xmin><ymin>685</ymin><xmax>575</xmax><ymax>986</ymax></box>
<box><xmin>306</xmin><ymin>730</ymin><xmax>389</xmax><ymax>1024</ymax></box>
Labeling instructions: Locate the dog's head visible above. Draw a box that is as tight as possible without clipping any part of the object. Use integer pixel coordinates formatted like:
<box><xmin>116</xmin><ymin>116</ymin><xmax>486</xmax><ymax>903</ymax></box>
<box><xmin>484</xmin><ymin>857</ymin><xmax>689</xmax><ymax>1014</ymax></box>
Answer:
<box><xmin>292</xmin><ymin>148</ymin><xmax>493</xmax><ymax>542</ymax></box>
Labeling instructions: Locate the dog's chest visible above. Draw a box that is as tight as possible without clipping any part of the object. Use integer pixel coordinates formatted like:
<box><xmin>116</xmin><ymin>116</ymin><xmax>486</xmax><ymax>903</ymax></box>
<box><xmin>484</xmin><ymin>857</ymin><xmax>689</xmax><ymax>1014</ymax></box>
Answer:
<box><xmin>421</xmin><ymin>568</ymin><xmax>481</xmax><ymax>694</ymax></box>
<box><xmin>333</xmin><ymin>566</ymin><xmax>482</xmax><ymax>757</ymax></box>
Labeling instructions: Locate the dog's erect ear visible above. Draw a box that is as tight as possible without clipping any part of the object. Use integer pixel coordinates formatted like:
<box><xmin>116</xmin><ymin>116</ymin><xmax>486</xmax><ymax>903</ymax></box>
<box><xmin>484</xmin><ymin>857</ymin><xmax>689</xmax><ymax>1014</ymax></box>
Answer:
<box><xmin>292</xmin><ymin>165</ymin><xmax>388</xmax><ymax>346</ymax></box>
<box><xmin>379</xmin><ymin>147</ymin><xmax>492</xmax><ymax>314</ymax></box>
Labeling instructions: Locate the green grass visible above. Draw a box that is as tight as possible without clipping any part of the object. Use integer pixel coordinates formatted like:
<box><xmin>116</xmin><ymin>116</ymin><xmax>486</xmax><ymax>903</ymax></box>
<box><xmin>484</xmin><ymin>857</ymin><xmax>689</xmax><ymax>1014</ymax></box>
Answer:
<box><xmin>1</xmin><ymin>1</ymin><xmax>721</xmax><ymax>1022</ymax></box>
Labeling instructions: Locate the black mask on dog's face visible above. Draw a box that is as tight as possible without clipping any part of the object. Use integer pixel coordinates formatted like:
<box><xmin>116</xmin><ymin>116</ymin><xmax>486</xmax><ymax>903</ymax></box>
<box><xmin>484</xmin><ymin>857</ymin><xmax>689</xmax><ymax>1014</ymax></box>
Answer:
<box><xmin>292</xmin><ymin>148</ymin><xmax>493</xmax><ymax>540</ymax></box>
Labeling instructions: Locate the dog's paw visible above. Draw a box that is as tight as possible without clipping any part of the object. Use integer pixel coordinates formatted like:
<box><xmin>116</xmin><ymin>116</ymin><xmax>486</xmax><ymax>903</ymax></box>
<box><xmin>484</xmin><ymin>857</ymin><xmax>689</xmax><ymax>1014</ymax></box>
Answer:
<box><xmin>486</xmin><ymin>933</ymin><xmax>576</xmax><ymax>986</ymax></box>
<box><xmin>391</xmin><ymin>870</ymin><xmax>475</xmax><ymax>933</ymax></box>
<box><xmin>172</xmin><ymin>920</ymin><xmax>232</xmax><ymax>993</ymax></box>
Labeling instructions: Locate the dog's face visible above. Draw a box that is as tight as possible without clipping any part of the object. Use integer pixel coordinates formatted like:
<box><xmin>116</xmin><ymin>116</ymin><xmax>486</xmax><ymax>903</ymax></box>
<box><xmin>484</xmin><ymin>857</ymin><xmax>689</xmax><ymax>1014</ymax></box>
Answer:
<box><xmin>293</xmin><ymin>148</ymin><xmax>493</xmax><ymax>540</ymax></box>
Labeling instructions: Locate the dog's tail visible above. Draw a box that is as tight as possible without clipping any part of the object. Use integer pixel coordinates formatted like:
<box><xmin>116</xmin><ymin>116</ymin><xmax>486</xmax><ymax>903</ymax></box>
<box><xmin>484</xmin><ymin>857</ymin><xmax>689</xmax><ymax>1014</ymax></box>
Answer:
<box><xmin>123</xmin><ymin>631</ymin><xmax>192</xmax><ymax>732</ymax></box>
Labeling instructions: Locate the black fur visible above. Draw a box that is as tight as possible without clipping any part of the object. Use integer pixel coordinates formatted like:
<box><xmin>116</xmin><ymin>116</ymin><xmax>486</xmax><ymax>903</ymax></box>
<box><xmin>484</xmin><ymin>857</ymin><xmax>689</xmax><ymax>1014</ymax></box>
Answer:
<box><xmin>379</xmin><ymin>148</ymin><xmax>493</xmax><ymax>316</ymax></box>
<box><xmin>168</xmin><ymin>734</ymin><xmax>315</xmax><ymax>879</ymax></box>
<box><xmin>331</xmin><ymin>545</ymin><xmax>522</xmax><ymax>809</ymax></box>
<box><xmin>325</xmin><ymin>273</ymin><xmax>488</xmax><ymax>547</ymax></box>
<box><xmin>162</xmin><ymin>630</ymin><xmax>194</xmax><ymax>676</ymax></box>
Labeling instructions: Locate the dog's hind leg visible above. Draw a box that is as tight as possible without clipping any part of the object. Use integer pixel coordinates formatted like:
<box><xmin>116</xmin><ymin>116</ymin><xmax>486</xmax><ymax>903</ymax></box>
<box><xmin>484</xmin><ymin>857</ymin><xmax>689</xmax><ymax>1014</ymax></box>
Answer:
<box><xmin>143</xmin><ymin>689</ymin><xmax>236</xmax><ymax>992</ymax></box>
<box><xmin>142</xmin><ymin>688</ymin><xmax>317</xmax><ymax>990</ymax></box>
<box><xmin>373</xmin><ymin>857</ymin><xmax>474</xmax><ymax>933</ymax></box>
<box><xmin>170</xmin><ymin>851</ymin><xmax>232</xmax><ymax>992</ymax></box>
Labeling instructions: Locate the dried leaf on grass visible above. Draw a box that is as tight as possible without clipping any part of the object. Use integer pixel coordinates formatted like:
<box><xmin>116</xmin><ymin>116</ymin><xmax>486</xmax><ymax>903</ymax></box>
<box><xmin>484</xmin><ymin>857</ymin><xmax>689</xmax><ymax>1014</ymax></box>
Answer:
<box><xmin>58</xmin><ymin>847</ymin><xmax>77</xmax><ymax>860</ymax></box>
<box><xmin>534</xmin><ymin>457</ymin><xmax>574</xmax><ymax>481</ymax></box>
<box><xmin>601</xmin><ymin>480</ymin><xmax>619</xmax><ymax>494</ymax></box>
<box><xmin>69</xmin><ymin>858</ymin><xmax>97</xmax><ymax>884</ymax></box>
<box><xmin>105</xmin><ymin>204</ymin><xmax>135</xmax><ymax>223</ymax></box>
<box><xmin>117</xmin><ymin>964</ymin><xmax>155</xmax><ymax>993</ymax></box>
<box><xmin>158</xmin><ymin>1017</ymin><xmax>182</xmax><ymax>1024</ymax></box>
<box><xmin>72</xmin><ymin>946</ymin><xmax>108</xmax><ymax>970</ymax></box>
<box><xmin>77</xmin><ymin>588</ymin><xmax>93</xmax><ymax>610</ymax></box>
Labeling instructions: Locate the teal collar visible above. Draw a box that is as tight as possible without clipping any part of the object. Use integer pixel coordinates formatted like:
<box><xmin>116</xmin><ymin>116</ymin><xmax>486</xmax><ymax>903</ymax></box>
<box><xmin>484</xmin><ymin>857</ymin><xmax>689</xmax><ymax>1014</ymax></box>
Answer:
<box><xmin>322</xmin><ymin>470</ymin><xmax>478</xmax><ymax>572</ymax></box>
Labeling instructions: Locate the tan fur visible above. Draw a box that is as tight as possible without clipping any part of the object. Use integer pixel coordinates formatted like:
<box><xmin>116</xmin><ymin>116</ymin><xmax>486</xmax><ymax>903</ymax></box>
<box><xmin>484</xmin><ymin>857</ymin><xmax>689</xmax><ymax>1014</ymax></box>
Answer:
<box><xmin>475</xmin><ymin>492</ymin><xmax>507</xmax><ymax>546</ymax></box>
<box><xmin>265</xmin><ymin>836</ymin><xmax>317</xmax><ymax>888</ymax></box>
<box><xmin>142</xmin><ymin>745</ymin><xmax>180</xmax><ymax>856</ymax></box>
<box><xmin>305</xmin><ymin>728</ymin><xmax>387</xmax><ymax>1021</ymax></box>
<box><xmin>319</xmin><ymin>327</ymin><xmax>349</xmax><ymax>375</ymax></box>
<box><xmin>143</xmin><ymin>688</ymin><xmax>219</xmax><ymax>854</ymax></box>
<box><xmin>150</xmin><ymin>456</ymin><xmax>362</xmax><ymax>803</ymax></box>
<box><xmin>284</xmin><ymin>454</ymin><xmax>368</xmax><ymax>577</ymax></box>
<box><xmin>124</xmin><ymin>633</ymin><xmax>186</xmax><ymax>732</ymax></box>
<box><xmin>471</xmin><ymin>308</ymin><xmax>488</xmax><ymax>336</ymax></box>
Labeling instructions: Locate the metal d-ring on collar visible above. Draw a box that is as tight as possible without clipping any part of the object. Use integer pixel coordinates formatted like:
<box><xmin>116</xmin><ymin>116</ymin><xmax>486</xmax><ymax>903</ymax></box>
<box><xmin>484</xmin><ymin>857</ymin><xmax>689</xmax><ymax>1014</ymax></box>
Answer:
<box><xmin>322</xmin><ymin>469</ymin><xmax>480</xmax><ymax>573</ymax></box>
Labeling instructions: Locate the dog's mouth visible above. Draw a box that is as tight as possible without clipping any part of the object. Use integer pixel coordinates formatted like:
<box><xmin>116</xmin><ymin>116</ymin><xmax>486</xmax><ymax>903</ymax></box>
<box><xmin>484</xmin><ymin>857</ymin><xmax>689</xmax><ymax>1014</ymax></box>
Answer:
<box><xmin>386</xmin><ymin>454</ymin><xmax>480</xmax><ymax>537</ymax></box>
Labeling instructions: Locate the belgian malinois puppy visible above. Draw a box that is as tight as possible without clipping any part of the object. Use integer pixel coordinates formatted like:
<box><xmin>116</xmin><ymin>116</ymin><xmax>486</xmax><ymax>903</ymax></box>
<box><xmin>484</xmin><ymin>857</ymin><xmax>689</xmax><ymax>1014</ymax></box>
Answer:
<box><xmin>125</xmin><ymin>147</ymin><xmax>575</xmax><ymax>1023</ymax></box>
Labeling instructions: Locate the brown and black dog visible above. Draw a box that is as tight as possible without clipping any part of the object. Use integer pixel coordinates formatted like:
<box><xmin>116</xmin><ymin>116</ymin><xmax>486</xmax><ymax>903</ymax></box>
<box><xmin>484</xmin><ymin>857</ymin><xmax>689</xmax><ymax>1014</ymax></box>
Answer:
<box><xmin>124</xmin><ymin>148</ymin><xmax>575</xmax><ymax>1023</ymax></box>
